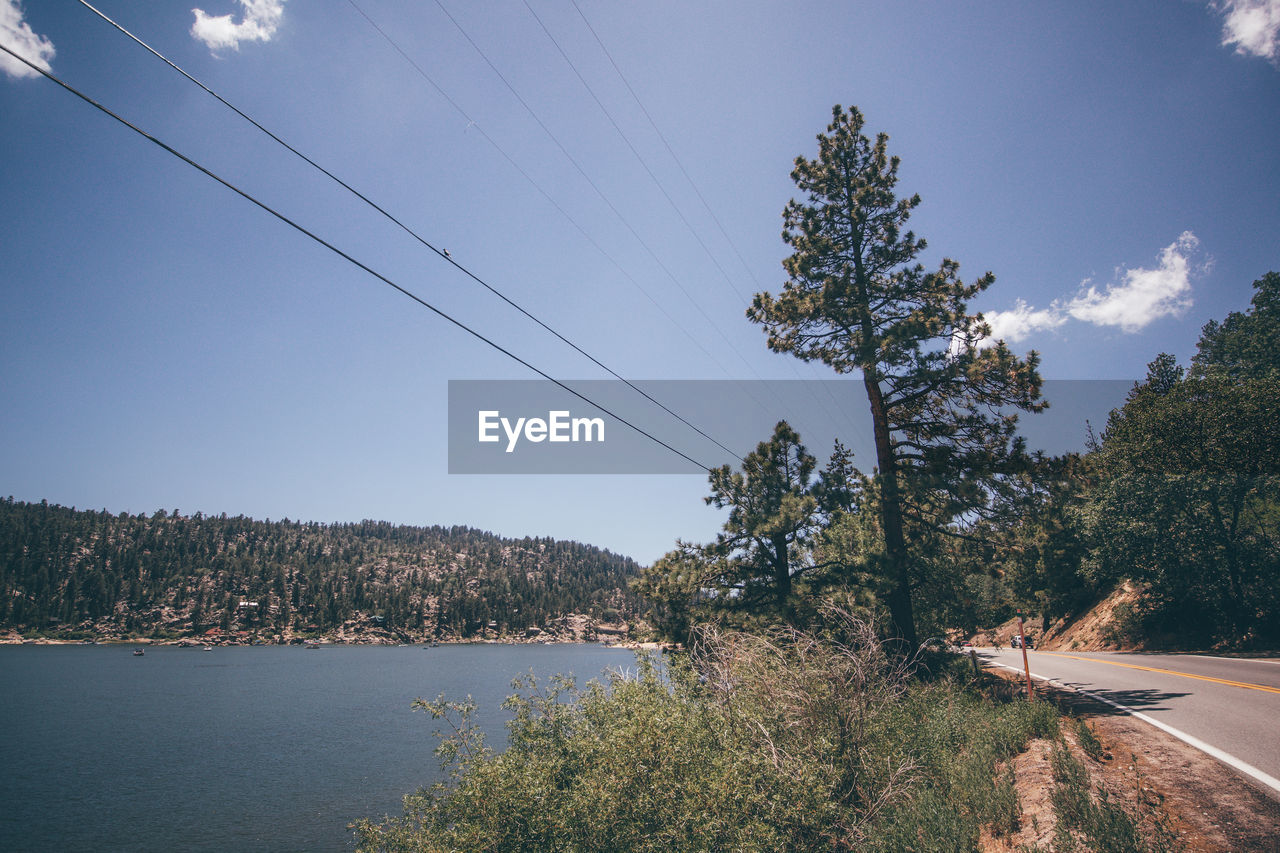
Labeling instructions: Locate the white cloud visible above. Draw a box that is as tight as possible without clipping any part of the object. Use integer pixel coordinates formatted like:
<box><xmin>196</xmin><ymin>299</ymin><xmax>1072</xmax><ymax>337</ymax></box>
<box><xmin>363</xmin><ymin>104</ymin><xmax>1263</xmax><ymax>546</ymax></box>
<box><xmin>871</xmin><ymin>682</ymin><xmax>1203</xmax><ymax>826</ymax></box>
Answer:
<box><xmin>1214</xmin><ymin>0</ymin><xmax>1280</xmax><ymax>64</ymax></box>
<box><xmin>957</xmin><ymin>232</ymin><xmax>1202</xmax><ymax>353</ymax></box>
<box><xmin>1065</xmin><ymin>231</ymin><xmax>1199</xmax><ymax>333</ymax></box>
<box><xmin>981</xmin><ymin>299</ymin><xmax>1067</xmax><ymax>345</ymax></box>
<box><xmin>192</xmin><ymin>0</ymin><xmax>285</xmax><ymax>53</ymax></box>
<box><xmin>0</xmin><ymin>0</ymin><xmax>54</xmax><ymax>79</ymax></box>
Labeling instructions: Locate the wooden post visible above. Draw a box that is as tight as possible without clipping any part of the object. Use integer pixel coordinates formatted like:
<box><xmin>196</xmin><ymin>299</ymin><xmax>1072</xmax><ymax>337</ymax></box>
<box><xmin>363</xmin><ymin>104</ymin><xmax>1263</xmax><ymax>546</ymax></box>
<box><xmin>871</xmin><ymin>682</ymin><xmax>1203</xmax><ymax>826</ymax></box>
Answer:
<box><xmin>1018</xmin><ymin>610</ymin><xmax>1034</xmax><ymax>699</ymax></box>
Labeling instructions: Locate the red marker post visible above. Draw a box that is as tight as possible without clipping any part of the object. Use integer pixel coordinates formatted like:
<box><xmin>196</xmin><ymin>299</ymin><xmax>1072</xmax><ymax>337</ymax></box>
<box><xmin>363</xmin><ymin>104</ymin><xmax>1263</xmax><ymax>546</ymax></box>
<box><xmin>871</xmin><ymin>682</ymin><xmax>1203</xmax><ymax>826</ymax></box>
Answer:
<box><xmin>1017</xmin><ymin>610</ymin><xmax>1034</xmax><ymax>699</ymax></box>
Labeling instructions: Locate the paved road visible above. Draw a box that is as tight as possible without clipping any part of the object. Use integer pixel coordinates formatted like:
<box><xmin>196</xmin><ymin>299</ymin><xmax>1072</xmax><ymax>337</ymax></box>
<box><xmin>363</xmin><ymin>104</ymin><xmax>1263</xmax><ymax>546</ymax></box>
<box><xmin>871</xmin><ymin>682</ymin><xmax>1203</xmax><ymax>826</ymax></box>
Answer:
<box><xmin>978</xmin><ymin>648</ymin><xmax>1280</xmax><ymax>800</ymax></box>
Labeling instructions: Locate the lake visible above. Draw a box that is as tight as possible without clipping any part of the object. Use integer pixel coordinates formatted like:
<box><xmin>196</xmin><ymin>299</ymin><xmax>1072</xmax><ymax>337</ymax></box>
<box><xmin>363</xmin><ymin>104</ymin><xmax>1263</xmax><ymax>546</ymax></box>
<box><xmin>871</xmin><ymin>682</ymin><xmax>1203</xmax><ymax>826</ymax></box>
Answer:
<box><xmin>0</xmin><ymin>643</ymin><xmax>638</xmax><ymax>852</ymax></box>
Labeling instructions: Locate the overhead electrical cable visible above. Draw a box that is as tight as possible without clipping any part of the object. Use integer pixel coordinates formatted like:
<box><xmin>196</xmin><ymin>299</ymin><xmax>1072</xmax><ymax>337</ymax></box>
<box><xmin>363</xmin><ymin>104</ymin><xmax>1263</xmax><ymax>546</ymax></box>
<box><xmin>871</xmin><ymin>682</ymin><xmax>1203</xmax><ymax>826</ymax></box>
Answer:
<box><xmin>568</xmin><ymin>0</ymin><xmax>863</xmax><ymax>443</ymax></box>
<box><xmin>526</xmin><ymin>0</ymin><xmax>857</xmax><ymax>440</ymax></box>
<box><xmin>341</xmin><ymin>0</ymin><xmax>742</xmax><ymax>389</ymax></box>
<box><xmin>568</xmin><ymin>0</ymin><xmax>762</xmax><ymax>296</ymax></box>
<box><xmin>0</xmin><ymin>42</ymin><xmax>717</xmax><ymax>474</ymax></box>
<box><xmin>518</xmin><ymin>0</ymin><xmax>747</xmax><ymax>305</ymax></box>
<box><xmin>75</xmin><ymin>0</ymin><xmax>743</xmax><ymax>465</ymax></box>
<box><xmin>427</xmin><ymin>0</ymin><xmax>782</xmax><ymax>418</ymax></box>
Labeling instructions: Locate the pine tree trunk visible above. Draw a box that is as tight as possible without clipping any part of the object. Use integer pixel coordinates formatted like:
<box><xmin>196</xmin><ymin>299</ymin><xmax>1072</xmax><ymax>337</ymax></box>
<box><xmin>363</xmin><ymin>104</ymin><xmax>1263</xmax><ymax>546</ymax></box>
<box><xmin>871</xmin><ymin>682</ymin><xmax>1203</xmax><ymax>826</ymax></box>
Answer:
<box><xmin>863</xmin><ymin>373</ymin><xmax>917</xmax><ymax>650</ymax></box>
<box><xmin>772</xmin><ymin>532</ymin><xmax>792</xmax><ymax>619</ymax></box>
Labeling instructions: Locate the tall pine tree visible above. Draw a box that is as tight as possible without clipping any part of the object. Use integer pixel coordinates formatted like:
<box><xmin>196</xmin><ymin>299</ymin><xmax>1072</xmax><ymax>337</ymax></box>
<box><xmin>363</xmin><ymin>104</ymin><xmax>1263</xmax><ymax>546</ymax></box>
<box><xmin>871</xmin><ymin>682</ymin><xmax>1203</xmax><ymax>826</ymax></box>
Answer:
<box><xmin>748</xmin><ymin>106</ymin><xmax>1045</xmax><ymax>647</ymax></box>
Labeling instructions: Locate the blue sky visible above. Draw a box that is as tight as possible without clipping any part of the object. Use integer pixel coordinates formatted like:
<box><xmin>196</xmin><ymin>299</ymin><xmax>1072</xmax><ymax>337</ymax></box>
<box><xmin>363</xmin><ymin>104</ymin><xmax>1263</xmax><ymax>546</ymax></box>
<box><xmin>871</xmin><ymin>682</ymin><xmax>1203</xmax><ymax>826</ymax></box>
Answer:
<box><xmin>2</xmin><ymin>0</ymin><xmax>1278</xmax><ymax>564</ymax></box>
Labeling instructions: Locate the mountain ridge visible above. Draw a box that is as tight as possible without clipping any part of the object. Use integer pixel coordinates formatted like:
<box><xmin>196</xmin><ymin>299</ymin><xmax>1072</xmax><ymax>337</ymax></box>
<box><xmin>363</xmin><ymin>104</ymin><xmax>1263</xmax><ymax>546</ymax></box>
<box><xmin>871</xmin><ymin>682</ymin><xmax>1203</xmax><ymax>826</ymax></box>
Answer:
<box><xmin>0</xmin><ymin>497</ymin><xmax>642</xmax><ymax>644</ymax></box>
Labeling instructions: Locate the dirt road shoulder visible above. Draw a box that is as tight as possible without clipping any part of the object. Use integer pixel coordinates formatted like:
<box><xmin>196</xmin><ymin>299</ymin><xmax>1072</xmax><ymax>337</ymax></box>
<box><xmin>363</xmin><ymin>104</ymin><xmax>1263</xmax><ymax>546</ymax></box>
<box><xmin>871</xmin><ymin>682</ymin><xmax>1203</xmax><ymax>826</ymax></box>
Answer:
<box><xmin>989</xmin><ymin>667</ymin><xmax>1280</xmax><ymax>851</ymax></box>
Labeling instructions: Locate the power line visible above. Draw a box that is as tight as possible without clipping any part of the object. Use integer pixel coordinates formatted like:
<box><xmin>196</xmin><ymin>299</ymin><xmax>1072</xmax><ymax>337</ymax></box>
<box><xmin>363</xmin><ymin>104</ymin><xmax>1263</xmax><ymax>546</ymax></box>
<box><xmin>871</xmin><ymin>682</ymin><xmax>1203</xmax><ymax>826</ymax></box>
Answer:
<box><xmin>427</xmin><ymin>0</ymin><xmax>782</xmax><ymax>417</ymax></box>
<box><xmin>568</xmin><ymin>0</ymin><xmax>761</xmax><ymax>297</ymax></box>
<box><xmin>519</xmin><ymin>0</ymin><xmax>748</xmax><ymax>305</ymax></box>
<box><xmin>342</xmin><ymin>0</ymin><xmax>742</xmax><ymax>388</ymax></box>
<box><xmin>530</xmin><ymin>0</ymin><xmax>859</xmax><ymax>441</ymax></box>
<box><xmin>0</xmin><ymin>42</ymin><xmax>718</xmax><ymax>474</ymax></box>
<box><xmin>75</xmin><ymin>0</ymin><xmax>742</xmax><ymax>465</ymax></box>
<box><xmin>555</xmin><ymin>0</ymin><xmax>858</xmax><ymax>441</ymax></box>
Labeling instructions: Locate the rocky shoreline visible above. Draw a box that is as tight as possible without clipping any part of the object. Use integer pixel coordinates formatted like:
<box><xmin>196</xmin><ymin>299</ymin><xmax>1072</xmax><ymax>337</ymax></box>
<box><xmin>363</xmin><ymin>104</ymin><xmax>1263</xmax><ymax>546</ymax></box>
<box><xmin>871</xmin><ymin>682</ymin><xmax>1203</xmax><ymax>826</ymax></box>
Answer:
<box><xmin>1</xmin><ymin>614</ymin><xmax>657</xmax><ymax>649</ymax></box>
<box><xmin>2</xmin><ymin>635</ymin><xmax>663</xmax><ymax>649</ymax></box>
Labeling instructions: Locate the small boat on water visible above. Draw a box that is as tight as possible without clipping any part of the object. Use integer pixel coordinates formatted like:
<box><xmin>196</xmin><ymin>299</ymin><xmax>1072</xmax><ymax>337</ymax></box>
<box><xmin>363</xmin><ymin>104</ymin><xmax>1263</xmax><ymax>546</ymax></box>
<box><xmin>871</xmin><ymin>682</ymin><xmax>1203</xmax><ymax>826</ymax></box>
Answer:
<box><xmin>202</xmin><ymin>646</ymin><xmax>213</xmax><ymax>652</ymax></box>
<box><xmin>132</xmin><ymin>648</ymin><xmax>145</xmax><ymax>656</ymax></box>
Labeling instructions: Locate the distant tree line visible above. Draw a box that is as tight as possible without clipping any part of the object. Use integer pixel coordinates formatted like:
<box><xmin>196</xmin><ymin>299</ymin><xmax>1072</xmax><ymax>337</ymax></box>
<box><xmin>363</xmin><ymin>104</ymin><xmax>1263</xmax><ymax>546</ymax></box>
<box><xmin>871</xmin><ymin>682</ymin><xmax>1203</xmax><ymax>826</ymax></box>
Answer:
<box><xmin>0</xmin><ymin>503</ymin><xmax>642</xmax><ymax>639</ymax></box>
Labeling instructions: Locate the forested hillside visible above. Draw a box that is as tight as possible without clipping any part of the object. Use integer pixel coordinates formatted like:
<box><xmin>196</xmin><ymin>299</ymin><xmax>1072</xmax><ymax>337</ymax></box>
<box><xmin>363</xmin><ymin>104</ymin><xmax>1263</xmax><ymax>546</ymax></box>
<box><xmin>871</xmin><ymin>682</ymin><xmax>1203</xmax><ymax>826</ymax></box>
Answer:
<box><xmin>0</xmin><ymin>499</ymin><xmax>642</xmax><ymax>642</ymax></box>
<box><xmin>936</xmin><ymin>274</ymin><xmax>1280</xmax><ymax>650</ymax></box>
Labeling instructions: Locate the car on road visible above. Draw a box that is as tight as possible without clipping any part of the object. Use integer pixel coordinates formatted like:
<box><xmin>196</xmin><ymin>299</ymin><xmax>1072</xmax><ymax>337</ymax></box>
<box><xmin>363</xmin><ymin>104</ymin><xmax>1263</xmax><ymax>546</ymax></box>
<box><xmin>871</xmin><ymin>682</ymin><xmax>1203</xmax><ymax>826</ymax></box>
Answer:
<box><xmin>1011</xmin><ymin>635</ymin><xmax>1035</xmax><ymax>649</ymax></box>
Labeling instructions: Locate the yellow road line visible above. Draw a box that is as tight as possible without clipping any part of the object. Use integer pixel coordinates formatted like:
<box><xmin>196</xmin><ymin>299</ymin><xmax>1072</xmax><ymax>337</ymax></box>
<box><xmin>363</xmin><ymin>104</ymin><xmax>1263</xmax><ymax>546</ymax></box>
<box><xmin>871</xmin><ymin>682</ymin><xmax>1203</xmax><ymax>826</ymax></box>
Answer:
<box><xmin>1034</xmin><ymin>651</ymin><xmax>1280</xmax><ymax>695</ymax></box>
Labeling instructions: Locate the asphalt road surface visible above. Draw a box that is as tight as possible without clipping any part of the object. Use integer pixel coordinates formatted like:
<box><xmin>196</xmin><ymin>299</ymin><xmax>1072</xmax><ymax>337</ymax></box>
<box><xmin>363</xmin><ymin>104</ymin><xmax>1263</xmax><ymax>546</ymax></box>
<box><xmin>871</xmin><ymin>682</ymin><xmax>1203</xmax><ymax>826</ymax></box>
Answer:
<box><xmin>978</xmin><ymin>647</ymin><xmax>1280</xmax><ymax>801</ymax></box>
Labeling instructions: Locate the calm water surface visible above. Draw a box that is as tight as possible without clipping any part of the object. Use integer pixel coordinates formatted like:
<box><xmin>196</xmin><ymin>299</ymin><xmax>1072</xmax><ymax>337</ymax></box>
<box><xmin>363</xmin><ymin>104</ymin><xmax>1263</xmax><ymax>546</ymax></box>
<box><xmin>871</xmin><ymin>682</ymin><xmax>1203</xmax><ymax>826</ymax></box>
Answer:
<box><xmin>0</xmin><ymin>643</ymin><xmax>636</xmax><ymax>852</ymax></box>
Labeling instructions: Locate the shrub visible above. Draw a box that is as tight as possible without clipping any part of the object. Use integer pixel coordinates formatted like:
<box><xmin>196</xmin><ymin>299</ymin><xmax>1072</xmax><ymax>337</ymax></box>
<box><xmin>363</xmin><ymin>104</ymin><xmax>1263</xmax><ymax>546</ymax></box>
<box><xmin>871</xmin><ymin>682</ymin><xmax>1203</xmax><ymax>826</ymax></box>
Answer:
<box><xmin>1103</xmin><ymin>601</ymin><xmax>1145</xmax><ymax>647</ymax></box>
<box><xmin>1073</xmin><ymin>716</ymin><xmax>1105</xmax><ymax>762</ymax></box>
<box><xmin>355</xmin><ymin>610</ymin><xmax>1061</xmax><ymax>852</ymax></box>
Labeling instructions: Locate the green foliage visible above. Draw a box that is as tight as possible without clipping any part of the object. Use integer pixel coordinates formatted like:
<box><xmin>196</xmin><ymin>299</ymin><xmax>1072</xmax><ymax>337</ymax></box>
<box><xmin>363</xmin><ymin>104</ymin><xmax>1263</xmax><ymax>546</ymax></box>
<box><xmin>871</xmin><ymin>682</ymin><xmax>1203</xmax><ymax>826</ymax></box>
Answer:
<box><xmin>1000</xmin><ymin>454</ymin><xmax>1099</xmax><ymax>629</ymax></box>
<box><xmin>355</xmin><ymin>611</ymin><xmax>1060</xmax><ymax>852</ymax></box>
<box><xmin>1084</xmin><ymin>353</ymin><xmax>1279</xmax><ymax>646</ymax></box>
<box><xmin>1074</xmin><ymin>273</ymin><xmax>1280</xmax><ymax>648</ymax></box>
<box><xmin>1191</xmin><ymin>270</ymin><xmax>1280</xmax><ymax>381</ymax></box>
<box><xmin>953</xmin><ymin>271</ymin><xmax>1280</xmax><ymax>646</ymax></box>
<box><xmin>746</xmin><ymin>104</ymin><xmax>1047</xmax><ymax>646</ymax></box>
<box><xmin>1101</xmin><ymin>602</ymin><xmax>1145</xmax><ymax>648</ymax></box>
<box><xmin>629</xmin><ymin>542</ymin><xmax>712</xmax><ymax>643</ymax></box>
<box><xmin>1072</xmin><ymin>717</ymin><xmax>1105</xmax><ymax>762</ymax></box>
<box><xmin>634</xmin><ymin>423</ymin><xmax>873</xmax><ymax>640</ymax></box>
<box><xmin>0</xmin><ymin>499</ymin><xmax>642</xmax><ymax>639</ymax></box>
<box><xmin>700</xmin><ymin>420</ymin><xmax>819</xmax><ymax>615</ymax></box>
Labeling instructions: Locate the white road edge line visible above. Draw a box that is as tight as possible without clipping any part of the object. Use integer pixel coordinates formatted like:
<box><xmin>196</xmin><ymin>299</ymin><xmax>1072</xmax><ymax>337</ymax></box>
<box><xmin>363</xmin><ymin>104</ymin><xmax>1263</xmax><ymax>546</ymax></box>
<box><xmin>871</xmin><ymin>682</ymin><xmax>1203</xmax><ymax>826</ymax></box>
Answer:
<box><xmin>985</xmin><ymin>660</ymin><xmax>1280</xmax><ymax>797</ymax></box>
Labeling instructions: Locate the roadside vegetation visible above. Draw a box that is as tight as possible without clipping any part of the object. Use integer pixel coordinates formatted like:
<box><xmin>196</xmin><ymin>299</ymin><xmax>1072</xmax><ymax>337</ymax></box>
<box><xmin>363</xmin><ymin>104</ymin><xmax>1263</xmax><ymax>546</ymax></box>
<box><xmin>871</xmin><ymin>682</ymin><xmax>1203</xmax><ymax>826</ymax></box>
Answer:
<box><xmin>1049</xmin><ymin>738</ymin><xmax>1182</xmax><ymax>853</ymax></box>
<box><xmin>976</xmin><ymin>273</ymin><xmax>1280</xmax><ymax>651</ymax></box>
<box><xmin>356</xmin><ymin>102</ymin><xmax>1248</xmax><ymax>849</ymax></box>
<box><xmin>355</xmin><ymin>611</ymin><xmax>1063</xmax><ymax>852</ymax></box>
<box><xmin>356</xmin><ymin>611</ymin><xmax>1188</xmax><ymax>852</ymax></box>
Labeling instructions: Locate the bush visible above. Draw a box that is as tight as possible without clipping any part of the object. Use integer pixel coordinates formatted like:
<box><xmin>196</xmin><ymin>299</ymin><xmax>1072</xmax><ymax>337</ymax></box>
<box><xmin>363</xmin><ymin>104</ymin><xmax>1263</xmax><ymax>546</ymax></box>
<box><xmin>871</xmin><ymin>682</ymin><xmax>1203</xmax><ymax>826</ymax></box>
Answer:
<box><xmin>355</xmin><ymin>610</ymin><xmax>1061</xmax><ymax>852</ymax></box>
<box><xmin>1103</xmin><ymin>601</ymin><xmax>1146</xmax><ymax>647</ymax></box>
<box><xmin>1073</xmin><ymin>716</ymin><xmax>1105</xmax><ymax>762</ymax></box>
